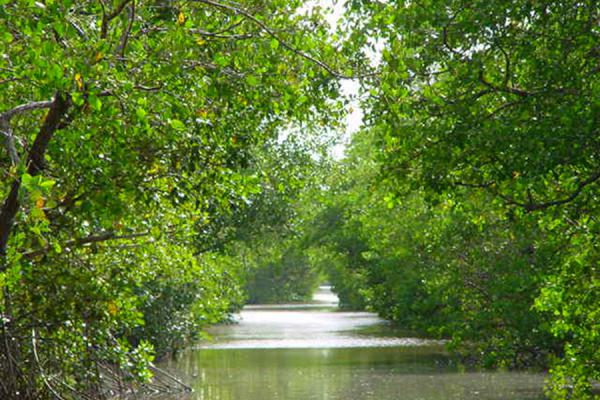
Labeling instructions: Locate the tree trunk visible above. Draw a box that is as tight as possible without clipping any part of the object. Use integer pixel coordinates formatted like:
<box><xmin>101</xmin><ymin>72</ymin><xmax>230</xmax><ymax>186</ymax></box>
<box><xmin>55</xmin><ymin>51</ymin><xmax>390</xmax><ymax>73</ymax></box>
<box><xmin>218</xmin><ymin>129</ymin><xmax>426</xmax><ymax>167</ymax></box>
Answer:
<box><xmin>0</xmin><ymin>93</ymin><xmax>70</xmax><ymax>268</ymax></box>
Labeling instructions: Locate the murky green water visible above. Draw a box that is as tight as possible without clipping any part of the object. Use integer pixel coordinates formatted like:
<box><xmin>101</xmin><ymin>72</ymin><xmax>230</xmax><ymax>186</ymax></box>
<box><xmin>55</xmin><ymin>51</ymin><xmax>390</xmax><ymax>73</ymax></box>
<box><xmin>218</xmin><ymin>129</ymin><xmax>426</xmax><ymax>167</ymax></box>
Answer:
<box><xmin>158</xmin><ymin>286</ymin><xmax>546</xmax><ymax>400</ymax></box>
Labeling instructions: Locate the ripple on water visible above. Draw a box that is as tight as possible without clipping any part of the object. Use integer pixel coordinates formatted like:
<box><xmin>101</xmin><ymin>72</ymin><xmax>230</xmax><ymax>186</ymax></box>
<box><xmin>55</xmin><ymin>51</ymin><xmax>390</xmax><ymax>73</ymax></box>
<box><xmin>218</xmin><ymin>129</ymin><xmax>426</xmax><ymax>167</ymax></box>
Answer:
<box><xmin>200</xmin><ymin>290</ymin><xmax>440</xmax><ymax>350</ymax></box>
<box><xmin>157</xmin><ymin>286</ymin><xmax>547</xmax><ymax>400</ymax></box>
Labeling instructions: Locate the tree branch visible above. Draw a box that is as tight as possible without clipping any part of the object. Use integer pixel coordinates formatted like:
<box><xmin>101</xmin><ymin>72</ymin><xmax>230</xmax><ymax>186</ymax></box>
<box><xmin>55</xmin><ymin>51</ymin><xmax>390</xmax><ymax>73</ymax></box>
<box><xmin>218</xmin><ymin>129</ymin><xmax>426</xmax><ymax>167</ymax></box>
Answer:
<box><xmin>24</xmin><ymin>230</ymin><xmax>151</xmax><ymax>259</ymax></box>
<box><xmin>0</xmin><ymin>77</ymin><xmax>20</xmax><ymax>85</ymax></box>
<box><xmin>189</xmin><ymin>28</ymin><xmax>258</xmax><ymax>40</ymax></box>
<box><xmin>31</xmin><ymin>329</ymin><xmax>67</xmax><ymax>400</ymax></box>
<box><xmin>184</xmin><ymin>60</ymin><xmax>246</xmax><ymax>78</ymax></box>
<box><xmin>483</xmin><ymin>100</ymin><xmax>521</xmax><ymax>120</ymax></box>
<box><xmin>442</xmin><ymin>25</ymin><xmax>466</xmax><ymax>59</ymax></box>
<box><xmin>523</xmin><ymin>170</ymin><xmax>600</xmax><ymax>212</ymax></box>
<box><xmin>117</xmin><ymin>0</ymin><xmax>135</xmax><ymax>58</ymax></box>
<box><xmin>0</xmin><ymin>100</ymin><xmax>54</xmax><ymax>121</ymax></box>
<box><xmin>195</xmin><ymin>0</ymin><xmax>370</xmax><ymax>79</ymax></box>
<box><xmin>478</xmin><ymin>69</ymin><xmax>533</xmax><ymax>98</ymax></box>
<box><xmin>0</xmin><ymin>93</ymin><xmax>70</xmax><ymax>262</ymax></box>
<box><xmin>494</xmin><ymin>170</ymin><xmax>600</xmax><ymax>212</ymax></box>
<box><xmin>496</xmin><ymin>44</ymin><xmax>511</xmax><ymax>87</ymax></box>
<box><xmin>452</xmin><ymin>180</ymin><xmax>495</xmax><ymax>189</ymax></box>
<box><xmin>101</xmin><ymin>0</ymin><xmax>133</xmax><ymax>38</ymax></box>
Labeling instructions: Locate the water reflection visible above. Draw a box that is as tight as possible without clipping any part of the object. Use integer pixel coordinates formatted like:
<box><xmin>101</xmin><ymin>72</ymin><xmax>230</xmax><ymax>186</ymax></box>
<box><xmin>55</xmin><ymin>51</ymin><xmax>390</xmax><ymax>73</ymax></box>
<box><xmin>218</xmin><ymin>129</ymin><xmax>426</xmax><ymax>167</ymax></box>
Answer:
<box><xmin>158</xmin><ymin>286</ymin><xmax>546</xmax><ymax>400</ymax></box>
<box><xmin>201</xmin><ymin>286</ymin><xmax>438</xmax><ymax>349</ymax></box>
<box><xmin>202</xmin><ymin>309</ymin><xmax>438</xmax><ymax>349</ymax></box>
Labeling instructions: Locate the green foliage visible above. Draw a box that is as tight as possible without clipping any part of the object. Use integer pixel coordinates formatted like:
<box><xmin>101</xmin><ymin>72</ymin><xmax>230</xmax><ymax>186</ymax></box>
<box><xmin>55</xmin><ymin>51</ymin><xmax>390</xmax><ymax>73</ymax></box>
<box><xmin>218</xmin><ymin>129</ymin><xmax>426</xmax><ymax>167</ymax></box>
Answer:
<box><xmin>215</xmin><ymin>135</ymin><xmax>334</xmax><ymax>304</ymax></box>
<box><xmin>534</xmin><ymin>216</ymin><xmax>599</xmax><ymax>399</ymax></box>
<box><xmin>244</xmin><ymin>244</ymin><xmax>320</xmax><ymax>304</ymax></box>
<box><xmin>1</xmin><ymin>0</ymin><xmax>596</xmax><ymax>398</ymax></box>
<box><xmin>298</xmin><ymin>120</ymin><xmax>596</xmax><ymax>396</ymax></box>
<box><xmin>304</xmin><ymin>204</ymin><xmax>370</xmax><ymax>310</ymax></box>
<box><xmin>0</xmin><ymin>1</ymin><xmax>350</xmax><ymax>398</ymax></box>
<box><xmin>326</xmin><ymin>1</ymin><xmax>599</xmax><ymax>397</ymax></box>
<box><xmin>129</xmin><ymin>244</ymin><xmax>244</xmax><ymax>356</ymax></box>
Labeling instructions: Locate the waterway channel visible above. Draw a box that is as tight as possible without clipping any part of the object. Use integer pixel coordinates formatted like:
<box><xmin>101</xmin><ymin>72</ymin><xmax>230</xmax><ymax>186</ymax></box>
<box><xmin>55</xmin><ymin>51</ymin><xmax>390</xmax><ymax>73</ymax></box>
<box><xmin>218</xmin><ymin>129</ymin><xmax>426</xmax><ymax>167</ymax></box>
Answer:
<box><xmin>158</xmin><ymin>286</ymin><xmax>546</xmax><ymax>399</ymax></box>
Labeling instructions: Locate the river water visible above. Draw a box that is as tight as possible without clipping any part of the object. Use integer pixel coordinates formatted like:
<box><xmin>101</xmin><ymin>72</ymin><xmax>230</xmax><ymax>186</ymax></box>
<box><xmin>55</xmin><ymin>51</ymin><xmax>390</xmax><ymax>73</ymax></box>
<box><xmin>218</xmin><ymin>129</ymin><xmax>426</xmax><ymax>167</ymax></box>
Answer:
<box><xmin>158</xmin><ymin>286</ymin><xmax>546</xmax><ymax>400</ymax></box>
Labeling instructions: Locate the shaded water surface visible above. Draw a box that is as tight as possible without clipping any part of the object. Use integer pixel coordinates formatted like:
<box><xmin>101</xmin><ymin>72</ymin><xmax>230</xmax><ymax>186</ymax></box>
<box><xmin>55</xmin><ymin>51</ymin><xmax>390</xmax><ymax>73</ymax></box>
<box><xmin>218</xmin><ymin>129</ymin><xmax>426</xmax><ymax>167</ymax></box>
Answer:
<box><xmin>159</xmin><ymin>286</ymin><xmax>546</xmax><ymax>400</ymax></box>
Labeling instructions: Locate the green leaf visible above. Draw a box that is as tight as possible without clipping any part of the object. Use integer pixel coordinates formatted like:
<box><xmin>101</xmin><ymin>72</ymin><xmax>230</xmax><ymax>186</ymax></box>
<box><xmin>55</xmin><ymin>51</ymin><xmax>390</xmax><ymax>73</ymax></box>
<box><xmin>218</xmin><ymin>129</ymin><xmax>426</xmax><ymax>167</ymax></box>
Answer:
<box><xmin>72</xmin><ymin>92</ymin><xmax>84</xmax><ymax>106</ymax></box>
<box><xmin>168</xmin><ymin>119</ymin><xmax>185</xmax><ymax>131</ymax></box>
<box><xmin>88</xmin><ymin>95</ymin><xmax>102</xmax><ymax>111</ymax></box>
<box><xmin>21</xmin><ymin>173</ymin><xmax>33</xmax><ymax>188</ymax></box>
<box><xmin>245</xmin><ymin>75</ymin><xmax>260</xmax><ymax>86</ymax></box>
<box><xmin>40</xmin><ymin>179</ymin><xmax>56</xmax><ymax>190</ymax></box>
<box><xmin>1</xmin><ymin>31</ymin><xmax>12</xmax><ymax>43</ymax></box>
<box><xmin>53</xmin><ymin>242</ymin><xmax>62</xmax><ymax>254</ymax></box>
<box><xmin>136</xmin><ymin>108</ymin><xmax>147</xmax><ymax>119</ymax></box>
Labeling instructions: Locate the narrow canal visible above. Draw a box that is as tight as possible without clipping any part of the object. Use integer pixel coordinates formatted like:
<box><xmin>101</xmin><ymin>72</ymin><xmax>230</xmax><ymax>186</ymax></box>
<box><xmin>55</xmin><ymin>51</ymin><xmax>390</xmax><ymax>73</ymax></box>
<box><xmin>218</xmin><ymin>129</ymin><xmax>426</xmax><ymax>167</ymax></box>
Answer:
<box><xmin>159</xmin><ymin>286</ymin><xmax>546</xmax><ymax>399</ymax></box>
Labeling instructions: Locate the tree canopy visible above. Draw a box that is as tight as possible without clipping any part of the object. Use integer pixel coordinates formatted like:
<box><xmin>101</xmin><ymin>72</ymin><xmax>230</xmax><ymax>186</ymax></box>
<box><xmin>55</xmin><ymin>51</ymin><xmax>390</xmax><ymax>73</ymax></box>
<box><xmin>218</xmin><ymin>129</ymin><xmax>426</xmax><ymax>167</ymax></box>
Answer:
<box><xmin>0</xmin><ymin>1</ymin><xmax>357</xmax><ymax>397</ymax></box>
<box><xmin>304</xmin><ymin>1</ymin><xmax>599</xmax><ymax>397</ymax></box>
<box><xmin>1</xmin><ymin>1</ymin><xmax>598</xmax><ymax>399</ymax></box>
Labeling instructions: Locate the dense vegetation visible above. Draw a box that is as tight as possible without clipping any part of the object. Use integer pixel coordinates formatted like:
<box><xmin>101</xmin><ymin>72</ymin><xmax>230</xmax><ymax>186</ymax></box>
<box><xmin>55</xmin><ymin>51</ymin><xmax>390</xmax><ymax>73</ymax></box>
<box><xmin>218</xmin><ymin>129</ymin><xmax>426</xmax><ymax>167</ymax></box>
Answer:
<box><xmin>0</xmin><ymin>1</ymin><xmax>356</xmax><ymax>398</ymax></box>
<box><xmin>299</xmin><ymin>1</ymin><xmax>598</xmax><ymax>398</ymax></box>
<box><xmin>212</xmin><ymin>135</ymin><xmax>333</xmax><ymax>304</ymax></box>
<box><xmin>1</xmin><ymin>0</ymin><xmax>597</xmax><ymax>399</ymax></box>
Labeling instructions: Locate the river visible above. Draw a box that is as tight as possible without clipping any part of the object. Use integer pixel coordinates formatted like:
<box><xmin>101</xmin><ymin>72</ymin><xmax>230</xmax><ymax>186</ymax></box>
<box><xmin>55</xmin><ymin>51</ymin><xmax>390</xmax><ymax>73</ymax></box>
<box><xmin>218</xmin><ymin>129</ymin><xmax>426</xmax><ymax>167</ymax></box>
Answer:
<box><xmin>158</xmin><ymin>286</ymin><xmax>546</xmax><ymax>399</ymax></box>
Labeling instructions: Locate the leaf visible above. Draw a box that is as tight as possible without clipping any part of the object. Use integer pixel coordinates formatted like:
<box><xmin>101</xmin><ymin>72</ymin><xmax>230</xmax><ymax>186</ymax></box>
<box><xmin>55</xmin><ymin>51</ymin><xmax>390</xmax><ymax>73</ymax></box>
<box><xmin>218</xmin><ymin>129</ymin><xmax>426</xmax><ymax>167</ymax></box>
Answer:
<box><xmin>177</xmin><ymin>11</ymin><xmax>185</xmax><ymax>25</ymax></box>
<box><xmin>108</xmin><ymin>301</ymin><xmax>118</xmax><ymax>316</ymax></box>
<box><xmin>214</xmin><ymin>53</ymin><xmax>229</xmax><ymax>67</ymax></box>
<box><xmin>72</xmin><ymin>92</ymin><xmax>84</xmax><ymax>106</ymax></box>
<box><xmin>1</xmin><ymin>31</ymin><xmax>12</xmax><ymax>43</ymax></box>
<box><xmin>30</xmin><ymin>206</ymin><xmax>46</xmax><ymax>220</ymax></box>
<box><xmin>245</xmin><ymin>75</ymin><xmax>260</xmax><ymax>86</ymax></box>
<box><xmin>136</xmin><ymin>108</ymin><xmax>147</xmax><ymax>119</ymax></box>
<box><xmin>40</xmin><ymin>179</ymin><xmax>56</xmax><ymax>190</ymax></box>
<box><xmin>21</xmin><ymin>173</ymin><xmax>33</xmax><ymax>188</ymax></box>
<box><xmin>74</xmin><ymin>73</ymin><xmax>83</xmax><ymax>90</ymax></box>
<box><xmin>88</xmin><ymin>95</ymin><xmax>102</xmax><ymax>111</ymax></box>
<box><xmin>168</xmin><ymin>119</ymin><xmax>185</xmax><ymax>131</ymax></box>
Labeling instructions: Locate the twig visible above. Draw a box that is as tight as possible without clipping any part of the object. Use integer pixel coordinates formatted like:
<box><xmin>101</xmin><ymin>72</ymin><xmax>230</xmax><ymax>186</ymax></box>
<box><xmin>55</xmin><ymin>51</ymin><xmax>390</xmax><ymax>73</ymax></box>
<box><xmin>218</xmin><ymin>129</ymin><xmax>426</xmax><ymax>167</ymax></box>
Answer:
<box><xmin>149</xmin><ymin>363</ymin><xmax>193</xmax><ymax>392</ymax></box>
<box><xmin>195</xmin><ymin>0</ymin><xmax>373</xmax><ymax>79</ymax></box>
<box><xmin>100</xmin><ymin>0</ymin><xmax>133</xmax><ymax>38</ymax></box>
<box><xmin>24</xmin><ymin>230</ymin><xmax>151</xmax><ymax>258</ymax></box>
<box><xmin>478</xmin><ymin>69</ymin><xmax>532</xmax><ymax>98</ymax></box>
<box><xmin>32</xmin><ymin>329</ymin><xmax>67</xmax><ymax>400</ymax></box>
<box><xmin>189</xmin><ymin>28</ymin><xmax>258</xmax><ymax>40</ymax></box>
<box><xmin>117</xmin><ymin>0</ymin><xmax>136</xmax><ymax>58</ymax></box>
<box><xmin>0</xmin><ymin>119</ymin><xmax>19</xmax><ymax>165</ymax></box>
<box><xmin>494</xmin><ymin>169</ymin><xmax>600</xmax><ymax>212</ymax></box>
<box><xmin>0</xmin><ymin>77</ymin><xmax>20</xmax><ymax>85</ymax></box>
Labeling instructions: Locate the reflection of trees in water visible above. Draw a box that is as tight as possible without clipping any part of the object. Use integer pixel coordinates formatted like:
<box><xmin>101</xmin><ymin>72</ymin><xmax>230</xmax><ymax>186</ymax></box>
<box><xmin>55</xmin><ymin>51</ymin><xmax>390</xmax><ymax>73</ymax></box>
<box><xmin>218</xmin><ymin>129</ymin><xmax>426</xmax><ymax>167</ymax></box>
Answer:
<box><xmin>160</xmin><ymin>326</ymin><xmax>545</xmax><ymax>400</ymax></box>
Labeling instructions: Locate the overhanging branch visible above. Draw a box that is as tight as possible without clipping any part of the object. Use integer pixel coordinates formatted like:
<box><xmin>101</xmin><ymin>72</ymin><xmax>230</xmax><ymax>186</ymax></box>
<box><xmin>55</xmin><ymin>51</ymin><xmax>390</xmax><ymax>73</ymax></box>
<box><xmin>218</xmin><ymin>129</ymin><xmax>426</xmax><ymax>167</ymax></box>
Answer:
<box><xmin>24</xmin><ymin>230</ymin><xmax>151</xmax><ymax>259</ymax></box>
<box><xmin>493</xmin><ymin>170</ymin><xmax>600</xmax><ymax>212</ymax></box>
<box><xmin>522</xmin><ymin>169</ymin><xmax>600</xmax><ymax>212</ymax></box>
<box><xmin>452</xmin><ymin>168</ymin><xmax>600</xmax><ymax>213</ymax></box>
<box><xmin>195</xmin><ymin>0</ymin><xmax>373</xmax><ymax>79</ymax></box>
<box><xmin>0</xmin><ymin>100</ymin><xmax>54</xmax><ymax>121</ymax></box>
<box><xmin>100</xmin><ymin>0</ymin><xmax>134</xmax><ymax>38</ymax></box>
